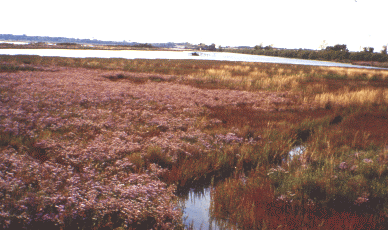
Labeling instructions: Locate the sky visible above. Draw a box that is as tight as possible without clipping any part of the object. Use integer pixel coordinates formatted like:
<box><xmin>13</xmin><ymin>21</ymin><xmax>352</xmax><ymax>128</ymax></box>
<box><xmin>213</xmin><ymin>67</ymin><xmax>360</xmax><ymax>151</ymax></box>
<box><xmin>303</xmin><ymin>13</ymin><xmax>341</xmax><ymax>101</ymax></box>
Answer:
<box><xmin>1</xmin><ymin>0</ymin><xmax>387</xmax><ymax>51</ymax></box>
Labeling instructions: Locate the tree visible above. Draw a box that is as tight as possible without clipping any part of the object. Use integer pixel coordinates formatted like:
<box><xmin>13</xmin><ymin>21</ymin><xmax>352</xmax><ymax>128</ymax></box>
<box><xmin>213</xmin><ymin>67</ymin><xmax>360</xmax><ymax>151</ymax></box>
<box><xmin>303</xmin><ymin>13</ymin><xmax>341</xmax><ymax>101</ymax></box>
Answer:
<box><xmin>254</xmin><ymin>43</ymin><xmax>263</xmax><ymax>50</ymax></box>
<box><xmin>334</xmin><ymin>44</ymin><xmax>348</xmax><ymax>52</ymax></box>
<box><xmin>198</xmin><ymin>43</ymin><xmax>206</xmax><ymax>50</ymax></box>
<box><xmin>326</xmin><ymin>44</ymin><xmax>348</xmax><ymax>52</ymax></box>
<box><xmin>209</xmin><ymin>43</ymin><xmax>216</xmax><ymax>51</ymax></box>
<box><xmin>363</xmin><ymin>47</ymin><xmax>374</xmax><ymax>53</ymax></box>
<box><xmin>381</xmin><ymin>45</ymin><xmax>387</xmax><ymax>55</ymax></box>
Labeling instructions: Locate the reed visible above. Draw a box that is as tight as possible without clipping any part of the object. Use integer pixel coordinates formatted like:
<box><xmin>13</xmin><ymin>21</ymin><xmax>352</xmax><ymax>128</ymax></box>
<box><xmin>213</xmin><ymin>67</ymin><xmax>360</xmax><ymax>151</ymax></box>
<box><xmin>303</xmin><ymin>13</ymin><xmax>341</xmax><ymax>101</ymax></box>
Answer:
<box><xmin>211</xmin><ymin>150</ymin><xmax>388</xmax><ymax>229</ymax></box>
<box><xmin>314</xmin><ymin>88</ymin><xmax>388</xmax><ymax>107</ymax></box>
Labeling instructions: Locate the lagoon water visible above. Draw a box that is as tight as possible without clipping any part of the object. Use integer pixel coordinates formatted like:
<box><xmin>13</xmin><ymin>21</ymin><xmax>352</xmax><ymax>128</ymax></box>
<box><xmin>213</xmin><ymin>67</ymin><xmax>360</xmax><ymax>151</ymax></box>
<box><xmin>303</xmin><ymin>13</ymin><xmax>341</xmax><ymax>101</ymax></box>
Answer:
<box><xmin>0</xmin><ymin>49</ymin><xmax>385</xmax><ymax>69</ymax></box>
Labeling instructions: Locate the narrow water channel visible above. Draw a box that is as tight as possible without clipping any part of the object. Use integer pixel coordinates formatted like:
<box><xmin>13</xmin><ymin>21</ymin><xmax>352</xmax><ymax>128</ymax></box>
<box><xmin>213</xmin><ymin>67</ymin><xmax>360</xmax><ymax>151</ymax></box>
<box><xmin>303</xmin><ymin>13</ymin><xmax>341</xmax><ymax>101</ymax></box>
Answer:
<box><xmin>179</xmin><ymin>146</ymin><xmax>306</xmax><ymax>229</ymax></box>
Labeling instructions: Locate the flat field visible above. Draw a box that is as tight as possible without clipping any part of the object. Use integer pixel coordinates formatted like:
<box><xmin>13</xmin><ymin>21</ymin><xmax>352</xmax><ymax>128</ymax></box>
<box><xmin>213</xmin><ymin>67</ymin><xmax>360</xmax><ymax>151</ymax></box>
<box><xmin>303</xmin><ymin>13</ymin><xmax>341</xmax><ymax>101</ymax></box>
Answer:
<box><xmin>1</xmin><ymin>55</ymin><xmax>388</xmax><ymax>229</ymax></box>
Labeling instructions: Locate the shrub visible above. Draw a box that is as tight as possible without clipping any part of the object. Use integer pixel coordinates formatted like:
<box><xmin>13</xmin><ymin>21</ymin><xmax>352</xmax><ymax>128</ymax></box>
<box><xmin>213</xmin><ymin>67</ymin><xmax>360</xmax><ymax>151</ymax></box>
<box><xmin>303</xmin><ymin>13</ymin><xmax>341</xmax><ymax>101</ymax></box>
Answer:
<box><xmin>144</xmin><ymin>145</ymin><xmax>173</xmax><ymax>169</ymax></box>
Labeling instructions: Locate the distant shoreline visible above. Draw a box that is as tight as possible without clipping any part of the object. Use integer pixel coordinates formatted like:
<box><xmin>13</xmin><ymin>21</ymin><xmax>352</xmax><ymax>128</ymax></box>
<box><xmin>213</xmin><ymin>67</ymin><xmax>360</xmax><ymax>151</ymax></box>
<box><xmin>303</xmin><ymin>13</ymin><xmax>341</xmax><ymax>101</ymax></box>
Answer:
<box><xmin>0</xmin><ymin>42</ymin><xmax>172</xmax><ymax>51</ymax></box>
<box><xmin>1</xmin><ymin>44</ymin><xmax>388</xmax><ymax>69</ymax></box>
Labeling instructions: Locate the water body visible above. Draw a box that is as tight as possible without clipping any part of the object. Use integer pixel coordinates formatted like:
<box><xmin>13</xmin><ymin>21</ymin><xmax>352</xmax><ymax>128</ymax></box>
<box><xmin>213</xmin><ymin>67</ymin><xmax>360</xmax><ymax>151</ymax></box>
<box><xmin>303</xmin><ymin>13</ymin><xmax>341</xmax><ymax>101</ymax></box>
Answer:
<box><xmin>0</xmin><ymin>41</ymin><xmax>30</xmax><ymax>45</ymax></box>
<box><xmin>0</xmin><ymin>49</ymin><xmax>386</xmax><ymax>69</ymax></box>
<box><xmin>179</xmin><ymin>187</ymin><xmax>218</xmax><ymax>230</ymax></box>
<box><xmin>282</xmin><ymin>145</ymin><xmax>307</xmax><ymax>165</ymax></box>
<box><xmin>178</xmin><ymin>185</ymin><xmax>236</xmax><ymax>230</ymax></box>
<box><xmin>288</xmin><ymin>145</ymin><xmax>306</xmax><ymax>160</ymax></box>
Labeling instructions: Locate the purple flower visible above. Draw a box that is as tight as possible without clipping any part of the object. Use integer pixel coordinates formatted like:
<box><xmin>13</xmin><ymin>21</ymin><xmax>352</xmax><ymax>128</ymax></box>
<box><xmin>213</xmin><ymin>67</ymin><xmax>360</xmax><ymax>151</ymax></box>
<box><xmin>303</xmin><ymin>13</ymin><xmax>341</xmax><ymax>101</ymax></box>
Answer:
<box><xmin>216</xmin><ymin>133</ymin><xmax>243</xmax><ymax>143</ymax></box>
<box><xmin>339</xmin><ymin>162</ymin><xmax>348</xmax><ymax>170</ymax></box>
<box><xmin>363</xmin><ymin>158</ymin><xmax>373</xmax><ymax>164</ymax></box>
<box><xmin>276</xmin><ymin>195</ymin><xmax>287</xmax><ymax>201</ymax></box>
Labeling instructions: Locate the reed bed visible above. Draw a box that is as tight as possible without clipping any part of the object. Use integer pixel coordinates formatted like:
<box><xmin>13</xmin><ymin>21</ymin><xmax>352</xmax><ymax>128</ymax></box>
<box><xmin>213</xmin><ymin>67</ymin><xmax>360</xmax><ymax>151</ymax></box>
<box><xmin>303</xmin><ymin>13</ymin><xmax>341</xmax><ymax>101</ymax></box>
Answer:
<box><xmin>1</xmin><ymin>55</ymin><xmax>388</xmax><ymax>229</ymax></box>
<box><xmin>314</xmin><ymin>88</ymin><xmax>388</xmax><ymax>107</ymax></box>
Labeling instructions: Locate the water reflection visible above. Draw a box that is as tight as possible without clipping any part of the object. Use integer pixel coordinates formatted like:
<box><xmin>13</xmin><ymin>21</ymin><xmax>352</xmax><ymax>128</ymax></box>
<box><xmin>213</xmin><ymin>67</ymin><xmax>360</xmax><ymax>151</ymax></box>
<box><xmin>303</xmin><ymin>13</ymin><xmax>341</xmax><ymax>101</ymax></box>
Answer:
<box><xmin>178</xmin><ymin>183</ymin><xmax>236</xmax><ymax>230</ymax></box>
<box><xmin>289</xmin><ymin>145</ymin><xmax>306</xmax><ymax>160</ymax></box>
<box><xmin>179</xmin><ymin>186</ymin><xmax>218</xmax><ymax>230</ymax></box>
<box><xmin>283</xmin><ymin>145</ymin><xmax>306</xmax><ymax>164</ymax></box>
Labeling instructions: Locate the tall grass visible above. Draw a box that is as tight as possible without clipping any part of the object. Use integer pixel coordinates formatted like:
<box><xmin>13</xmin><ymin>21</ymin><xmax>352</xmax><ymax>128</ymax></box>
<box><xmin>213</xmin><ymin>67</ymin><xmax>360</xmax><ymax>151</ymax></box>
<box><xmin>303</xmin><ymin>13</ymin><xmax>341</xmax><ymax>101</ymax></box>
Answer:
<box><xmin>314</xmin><ymin>88</ymin><xmax>387</xmax><ymax>107</ymax></box>
<box><xmin>209</xmin><ymin>105</ymin><xmax>388</xmax><ymax>229</ymax></box>
<box><xmin>211</xmin><ymin>172</ymin><xmax>387</xmax><ymax>229</ymax></box>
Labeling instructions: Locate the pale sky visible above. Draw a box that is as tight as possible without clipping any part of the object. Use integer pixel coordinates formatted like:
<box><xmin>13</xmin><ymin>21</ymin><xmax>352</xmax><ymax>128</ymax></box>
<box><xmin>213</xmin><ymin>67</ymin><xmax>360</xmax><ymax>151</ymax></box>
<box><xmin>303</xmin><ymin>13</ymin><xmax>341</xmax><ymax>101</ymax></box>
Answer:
<box><xmin>1</xmin><ymin>0</ymin><xmax>387</xmax><ymax>51</ymax></box>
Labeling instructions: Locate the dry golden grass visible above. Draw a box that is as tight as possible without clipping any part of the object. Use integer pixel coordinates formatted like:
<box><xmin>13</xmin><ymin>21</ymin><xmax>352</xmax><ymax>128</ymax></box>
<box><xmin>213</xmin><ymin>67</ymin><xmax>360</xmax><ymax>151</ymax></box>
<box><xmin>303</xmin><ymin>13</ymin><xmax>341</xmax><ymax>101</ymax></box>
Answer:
<box><xmin>221</xmin><ymin>64</ymin><xmax>251</xmax><ymax>73</ymax></box>
<box><xmin>318</xmin><ymin>66</ymin><xmax>388</xmax><ymax>80</ymax></box>
<box><xmin>248</xmin><ymin>69</ymin><xmax>270</xmax><ymax>78</ymax></box>
<box><xmin>260</xmin><ymin>74</ymin><xmax>302</xmax><ymax>91</ymax></box>
<box><xmin>205</xmin><ymin>69</ymin><xmax>232</xmax><ymax>79</ymax></box>
<box><xmin>192</xmin><ymin>64</ymin><xmax>388</xmax><ymax>96</ymax></box>
<box><xmin>194</xmin><ymin>67</ymin><xmax>306</xmax><ymax>91</ymax></box>
<box><xmin>314</xmin><ymin>88</ymin><xmax>388</xmax><ymax>106</ymax></box>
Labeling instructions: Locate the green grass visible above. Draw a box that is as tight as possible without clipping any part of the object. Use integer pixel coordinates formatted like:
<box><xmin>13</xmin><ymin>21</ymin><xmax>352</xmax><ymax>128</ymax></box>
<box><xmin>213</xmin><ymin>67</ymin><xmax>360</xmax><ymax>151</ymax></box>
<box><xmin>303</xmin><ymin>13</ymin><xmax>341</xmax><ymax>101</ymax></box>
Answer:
<box><xmin>0</xmin><ymin>64</ymin><xmax>38</xmax><ymax>72</ymax></box>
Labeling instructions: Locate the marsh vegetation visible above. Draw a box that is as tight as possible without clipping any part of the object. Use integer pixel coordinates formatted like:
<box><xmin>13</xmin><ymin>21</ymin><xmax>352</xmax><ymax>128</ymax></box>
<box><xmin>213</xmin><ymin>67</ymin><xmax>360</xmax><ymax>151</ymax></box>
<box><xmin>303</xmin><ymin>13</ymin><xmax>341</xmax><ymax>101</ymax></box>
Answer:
<box><xmin>1</xmin><ymin>55</ymin><xmax>388</xmax><ymax>229</ymax></box>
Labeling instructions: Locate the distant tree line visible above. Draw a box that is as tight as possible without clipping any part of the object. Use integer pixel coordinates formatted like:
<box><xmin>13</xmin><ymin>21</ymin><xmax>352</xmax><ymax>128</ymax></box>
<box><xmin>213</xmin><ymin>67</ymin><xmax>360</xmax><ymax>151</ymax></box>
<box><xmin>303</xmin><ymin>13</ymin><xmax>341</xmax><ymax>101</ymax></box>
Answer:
<box><xmin>56</xmin><ymin>43</ymin><xmax>78</xmax><ymax>46</ymax></box>
<box><xmin>0</xmin><ymin>34</ymin><xmax>133</xmax><ymax>46</ymax></box>
<box><xmin>197</xmin><ymin>43</ymin><xmax>217</xmax><ymax>51</ymax></box>
<box><xmin>226</xmin><ymin>44</ymin><xmax>388</xmax><ymax>63</ymax></box>
<box><xmin>130</xmin><ymin>43</ymin><xmax>154</xmax><ymax>48</ymax></box>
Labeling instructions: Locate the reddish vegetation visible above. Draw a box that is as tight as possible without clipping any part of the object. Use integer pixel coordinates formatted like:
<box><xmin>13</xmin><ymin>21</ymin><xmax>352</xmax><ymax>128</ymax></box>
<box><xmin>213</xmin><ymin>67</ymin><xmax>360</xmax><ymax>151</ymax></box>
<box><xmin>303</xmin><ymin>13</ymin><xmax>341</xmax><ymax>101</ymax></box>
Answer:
<box><xmin>0</xmin><ymin>65</ymin><xmax>293</xmax><ymax>229</ymax></box>
<box><xmin>212</xmin><ymin>174</ymin><xmax>387</xmax><ymax>230</ymax></box>
<box><xmin>208</xmin><ymin>104</ymin><xmax>333</xmax><ymax>130</ymax></box>
<box><xmin>342</xmin><ymin>111</ymin><xmax>388</xmax><ymax>144</ymax></box>
<box><xmin>2</xmin><ymin>58</ymin><xmax>388</xmax><ymax>229</ymax></box>
<box><xmin>351</xmin><ymin>61</ymin><xmax>388</xmax><ymax>69</ymax></box>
